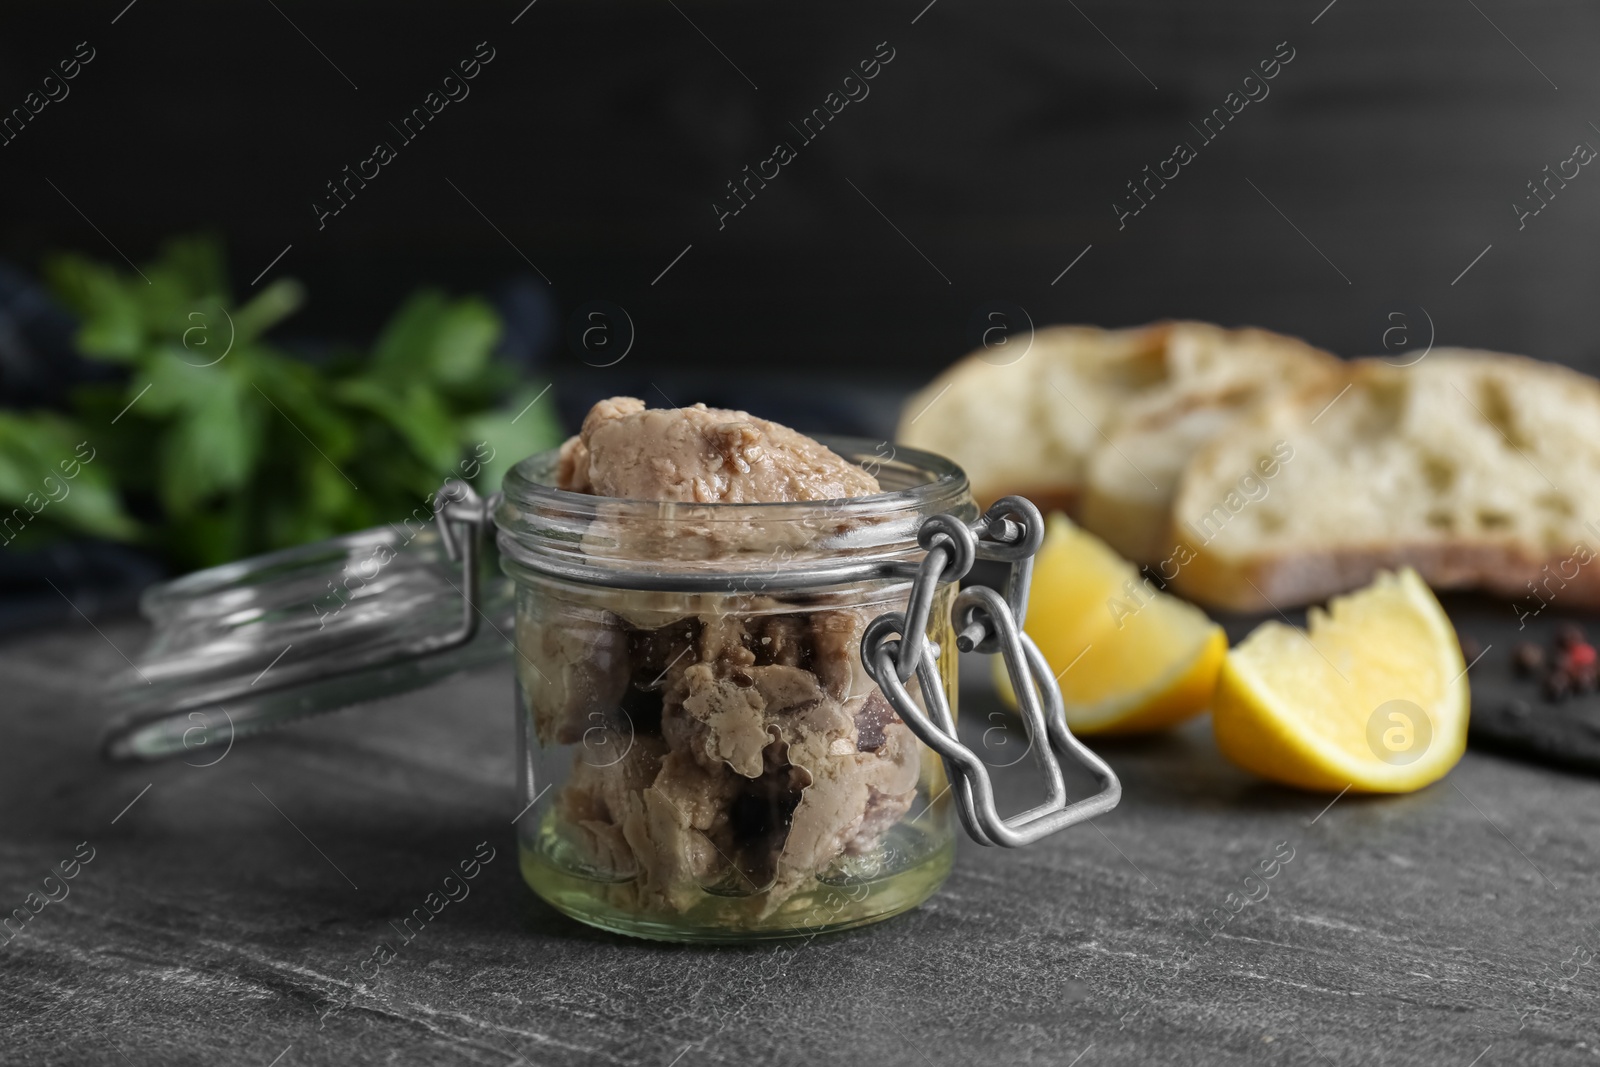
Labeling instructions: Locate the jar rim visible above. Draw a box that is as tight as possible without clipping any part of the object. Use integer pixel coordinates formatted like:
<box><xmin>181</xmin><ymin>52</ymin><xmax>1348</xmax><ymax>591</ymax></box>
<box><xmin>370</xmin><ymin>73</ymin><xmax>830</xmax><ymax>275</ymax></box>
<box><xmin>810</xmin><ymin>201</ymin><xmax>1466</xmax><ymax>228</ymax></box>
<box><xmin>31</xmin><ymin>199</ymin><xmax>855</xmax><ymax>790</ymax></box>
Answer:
<box><xmin>493</xmin><ymin>436</ymin><xmax>976</xmax><ymax>591</ymax></box>
<box><xmin>499</xmin><ymin>434</ymin><xmax>969</xmax><ymax>517</ymax></box>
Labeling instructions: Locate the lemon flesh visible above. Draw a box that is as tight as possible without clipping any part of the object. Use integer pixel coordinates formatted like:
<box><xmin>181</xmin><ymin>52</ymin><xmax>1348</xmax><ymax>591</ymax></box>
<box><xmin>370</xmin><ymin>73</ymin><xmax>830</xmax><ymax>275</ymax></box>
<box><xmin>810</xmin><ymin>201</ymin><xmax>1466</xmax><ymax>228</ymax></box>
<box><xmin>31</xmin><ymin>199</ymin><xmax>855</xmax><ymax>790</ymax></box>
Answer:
<box><xmin>1213</xmin><ymin>567</ymin><xmax>1468</xmax><ymax>793</ymax></box>
<box><xmin>1002</xmin><ymin>514</ymin><xmax>1225</xmax><ymax>735</ymax></box>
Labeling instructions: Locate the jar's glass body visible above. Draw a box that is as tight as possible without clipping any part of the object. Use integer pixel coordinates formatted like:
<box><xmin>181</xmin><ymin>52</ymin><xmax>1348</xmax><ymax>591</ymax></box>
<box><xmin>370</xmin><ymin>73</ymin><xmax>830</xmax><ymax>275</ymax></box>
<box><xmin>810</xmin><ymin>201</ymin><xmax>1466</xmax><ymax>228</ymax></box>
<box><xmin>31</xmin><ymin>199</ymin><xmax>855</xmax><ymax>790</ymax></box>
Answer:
<box><xmin>497</xmin><ymin>441</ymin><xmax>973</xmax><ymax>942</ymax></box>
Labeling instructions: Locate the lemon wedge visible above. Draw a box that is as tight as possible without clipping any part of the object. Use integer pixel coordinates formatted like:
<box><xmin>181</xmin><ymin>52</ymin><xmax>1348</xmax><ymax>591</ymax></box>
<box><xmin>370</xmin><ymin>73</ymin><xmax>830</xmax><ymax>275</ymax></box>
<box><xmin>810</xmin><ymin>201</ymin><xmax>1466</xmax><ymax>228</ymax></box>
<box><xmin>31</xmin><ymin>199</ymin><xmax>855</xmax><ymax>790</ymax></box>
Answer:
<box><xmin>999</xmin><ymin>514</ymin><xmax>1225</xmax><ymax>734</ymax></box>
<box><xmin>1212</xmin><ymin>567</ymin><xmax>1468</xmax><ymax>793</ymax></box>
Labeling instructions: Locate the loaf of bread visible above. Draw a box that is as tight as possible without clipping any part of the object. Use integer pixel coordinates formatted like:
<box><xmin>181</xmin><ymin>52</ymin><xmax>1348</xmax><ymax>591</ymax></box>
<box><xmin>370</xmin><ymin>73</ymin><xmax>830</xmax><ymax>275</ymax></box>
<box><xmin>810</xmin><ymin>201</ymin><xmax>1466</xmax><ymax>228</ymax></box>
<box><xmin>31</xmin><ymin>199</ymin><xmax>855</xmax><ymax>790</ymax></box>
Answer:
<box><xmin>896</xmin><ymin>321</ymin><xmax>1339</xmax><ymax>561</ymax></box>
<box><xmin>1168</xmin><ymin>350</ymin><xmax>1600</xmax><ymax>611</ymax></box>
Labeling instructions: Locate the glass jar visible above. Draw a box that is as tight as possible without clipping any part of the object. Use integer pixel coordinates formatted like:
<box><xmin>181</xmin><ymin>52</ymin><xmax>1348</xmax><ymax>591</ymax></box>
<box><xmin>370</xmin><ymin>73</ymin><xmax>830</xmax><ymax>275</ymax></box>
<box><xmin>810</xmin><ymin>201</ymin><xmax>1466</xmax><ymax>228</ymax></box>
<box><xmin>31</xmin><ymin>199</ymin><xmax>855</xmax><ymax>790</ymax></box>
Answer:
<box><xmin>99</xmin><ymin>439</ymin><xmax>1118</xmax><ymax>944</ymax></box>
<box><xmin>495</xmin><ymin>439</ymin><xmax>973</xmax><ymax>942</ymax></box>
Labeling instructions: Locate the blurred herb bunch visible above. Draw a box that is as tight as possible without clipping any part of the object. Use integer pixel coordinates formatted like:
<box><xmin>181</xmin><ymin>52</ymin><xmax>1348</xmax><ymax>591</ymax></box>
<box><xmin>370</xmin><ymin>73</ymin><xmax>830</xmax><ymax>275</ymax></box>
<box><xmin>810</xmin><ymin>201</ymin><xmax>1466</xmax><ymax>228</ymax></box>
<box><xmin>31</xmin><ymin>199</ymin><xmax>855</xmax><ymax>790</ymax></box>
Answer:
<box><xmin>0</xmin><ymin>235</ymin><xmax>561</xmax><ymax>569</ymax></box>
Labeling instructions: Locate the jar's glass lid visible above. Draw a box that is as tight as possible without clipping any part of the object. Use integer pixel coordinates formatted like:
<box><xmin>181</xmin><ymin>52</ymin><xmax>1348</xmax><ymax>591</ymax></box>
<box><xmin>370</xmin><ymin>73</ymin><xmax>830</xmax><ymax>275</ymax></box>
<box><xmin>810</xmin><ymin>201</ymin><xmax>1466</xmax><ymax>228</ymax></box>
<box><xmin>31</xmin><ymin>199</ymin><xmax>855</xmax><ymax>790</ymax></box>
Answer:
<box><xmin>101</xmin><ymin>486</ymin><xmax>508</xmax><ymax>762</ymax></box>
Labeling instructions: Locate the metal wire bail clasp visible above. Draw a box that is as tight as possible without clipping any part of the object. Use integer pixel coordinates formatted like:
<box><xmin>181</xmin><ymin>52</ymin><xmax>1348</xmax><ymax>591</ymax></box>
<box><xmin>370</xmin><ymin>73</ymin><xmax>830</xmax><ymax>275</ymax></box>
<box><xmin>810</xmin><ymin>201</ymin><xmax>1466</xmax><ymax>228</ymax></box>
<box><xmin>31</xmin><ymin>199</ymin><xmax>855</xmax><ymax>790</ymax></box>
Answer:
<box><xmin>861</xmin><ymin>497</ymin><xmax>1122</xmax><ymax>847</ymax></box>
<box><xmin>433</xmin><ymin>478</ymin><xmax>500</xmax><ymax>645</ymax></box>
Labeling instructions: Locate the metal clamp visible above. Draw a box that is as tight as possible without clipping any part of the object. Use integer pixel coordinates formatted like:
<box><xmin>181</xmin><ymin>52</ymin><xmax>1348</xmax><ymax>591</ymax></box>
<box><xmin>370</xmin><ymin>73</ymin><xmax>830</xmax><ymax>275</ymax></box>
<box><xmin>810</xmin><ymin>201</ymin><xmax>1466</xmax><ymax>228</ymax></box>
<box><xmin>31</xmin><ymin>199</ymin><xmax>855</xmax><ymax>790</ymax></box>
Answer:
<box><xmin>429</xmin><ymin>479</ymin><xmax>498</xmax><ymax>647</ymax></box>
<box><xmin>861</xmin><ymin>497</ymin><xmax>1121</xmax><ymax>847</ymax></box>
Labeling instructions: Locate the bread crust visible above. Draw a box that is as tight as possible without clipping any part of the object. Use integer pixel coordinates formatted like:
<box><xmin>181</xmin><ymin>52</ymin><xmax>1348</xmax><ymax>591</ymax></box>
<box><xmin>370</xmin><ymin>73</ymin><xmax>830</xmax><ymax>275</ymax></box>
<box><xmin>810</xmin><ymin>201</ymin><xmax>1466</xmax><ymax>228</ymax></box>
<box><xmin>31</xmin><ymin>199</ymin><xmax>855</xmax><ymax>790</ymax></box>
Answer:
<box><xmin>1176</xmin><ymin>537</ymin><xmax>1600</xmax><ymax>613</ymax></box>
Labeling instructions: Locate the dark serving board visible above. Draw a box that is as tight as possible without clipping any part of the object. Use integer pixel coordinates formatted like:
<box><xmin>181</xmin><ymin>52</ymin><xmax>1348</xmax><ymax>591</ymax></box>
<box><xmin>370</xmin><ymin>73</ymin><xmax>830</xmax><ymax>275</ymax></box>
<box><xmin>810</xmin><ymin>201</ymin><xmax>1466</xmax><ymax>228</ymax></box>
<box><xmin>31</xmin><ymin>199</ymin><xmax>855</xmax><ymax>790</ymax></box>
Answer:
<box><xmin>1443</xmin><ymin>595</ymin><xmax>1600</xmax><ymax>777</ymax></box>
<box><xmin>1210</xmin><ymin>593</ymin><xmax>1600</xmax><ymax>778</ymax></box>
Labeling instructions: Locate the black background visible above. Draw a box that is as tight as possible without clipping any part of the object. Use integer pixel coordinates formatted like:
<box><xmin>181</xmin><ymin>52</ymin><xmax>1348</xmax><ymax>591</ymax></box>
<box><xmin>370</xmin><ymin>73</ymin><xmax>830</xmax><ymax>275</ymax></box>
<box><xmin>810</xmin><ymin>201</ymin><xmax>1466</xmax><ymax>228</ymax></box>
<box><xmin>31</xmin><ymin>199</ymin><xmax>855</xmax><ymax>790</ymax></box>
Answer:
<box><xmin>2</xmin><ymin>0</ymin><xmax>1597</xmax><ymax>386</ymax></box>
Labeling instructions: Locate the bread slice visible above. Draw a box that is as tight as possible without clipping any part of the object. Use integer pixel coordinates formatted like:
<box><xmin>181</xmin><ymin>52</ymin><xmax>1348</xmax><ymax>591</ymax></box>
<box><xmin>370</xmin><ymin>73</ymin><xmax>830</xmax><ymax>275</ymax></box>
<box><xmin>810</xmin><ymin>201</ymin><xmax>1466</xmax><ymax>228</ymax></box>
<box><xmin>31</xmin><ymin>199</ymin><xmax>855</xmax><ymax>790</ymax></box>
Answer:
<box><xmin>1169</xmin><ymin>350</ymin><xmax>1600</xmax><ymax>612</ymax></box>
<box><xmin>896</xmin><ymin>322</ymin><xmax>1339</xmax><ymax>558</ymax></box>
<box><xmin>896</xmin><ymin>324</ymin><xmax>1162</xmax><ymax>516</ymax></box>
<box><xmin>1078</xmin><ymin>330</ymin><xmax>1339</xmax><ymax>562</ymax></box>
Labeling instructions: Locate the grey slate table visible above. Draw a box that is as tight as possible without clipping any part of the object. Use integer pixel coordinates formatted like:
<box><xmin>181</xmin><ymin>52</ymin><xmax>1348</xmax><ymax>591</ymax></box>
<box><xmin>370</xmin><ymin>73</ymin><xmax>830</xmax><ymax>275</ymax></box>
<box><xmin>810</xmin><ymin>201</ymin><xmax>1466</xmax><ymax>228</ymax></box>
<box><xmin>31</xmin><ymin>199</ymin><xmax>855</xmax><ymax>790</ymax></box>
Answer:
<box><xmin>3</xmin><ymin>617</ymin><xmax>1597</xmax><ymax>1066</ymax></box>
